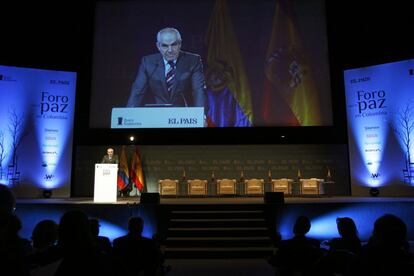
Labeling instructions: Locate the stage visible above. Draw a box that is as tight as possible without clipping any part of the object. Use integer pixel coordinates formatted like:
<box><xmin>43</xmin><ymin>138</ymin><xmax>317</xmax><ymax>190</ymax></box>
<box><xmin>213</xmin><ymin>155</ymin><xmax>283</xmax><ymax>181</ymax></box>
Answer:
<box><xmin>16</xmin><ymin>195</ymin><xmax>414</xmax><ymax>205</ymax></box>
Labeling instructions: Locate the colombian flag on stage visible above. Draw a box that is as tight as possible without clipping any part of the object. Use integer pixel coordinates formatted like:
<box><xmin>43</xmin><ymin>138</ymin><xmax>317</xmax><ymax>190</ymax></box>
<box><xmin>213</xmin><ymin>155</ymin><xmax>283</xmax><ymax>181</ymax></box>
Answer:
<box><xmin>117</xmin><ymin>146</ymin><xmax>129</xmax><ymax>190</ymax></box>
<box><xmin>262</xmin><ymin>0</ymin><xmax>322</xmax><ymax>126</ymax></box>
<box><xmin>205</xmin><ymin>0</ymin><xmax>253</xmax><ymax>127</ymax></box>
<box><xmin>130</xmin><ymin>146</ymin><xmax>145</xmax><ymax>192</ymax></box>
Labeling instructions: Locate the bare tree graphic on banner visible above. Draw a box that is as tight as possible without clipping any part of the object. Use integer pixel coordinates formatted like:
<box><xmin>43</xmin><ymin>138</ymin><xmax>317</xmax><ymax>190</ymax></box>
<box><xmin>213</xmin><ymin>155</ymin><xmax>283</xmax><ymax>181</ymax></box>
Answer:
<box><xmin>0</xmin><ymin>131</ymin><xmax>5</xmax><ymax>180</ymax></box>
<box><xmin>391</xmin><ymin>102</ymin><xmax>414</xmax><ymax>183</ymax></box>
<box><xmin>7</xmin><ymin>108</ymin><xmax>28</xmax><ymax>186</ymax></box>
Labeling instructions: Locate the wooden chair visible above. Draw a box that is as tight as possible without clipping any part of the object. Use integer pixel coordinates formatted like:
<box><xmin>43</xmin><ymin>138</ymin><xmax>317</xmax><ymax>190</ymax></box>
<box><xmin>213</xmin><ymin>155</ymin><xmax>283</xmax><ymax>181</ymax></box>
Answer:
<box><xmin>244</xmin><ymin>178</ymin><xmax>264</xmax><ymax>195</ymax></box>
<box><xmin>187</xmin><ymin>179</ymin><xmax>208</xmax><ymax>196</ymax></box>
<box><xmin>300</xmin><ymin>178</ymin><xmax>324</xmax><ymax>196</ymax></box>
<box><xmin>271</xmin><ymin>178</ymin><xmax>293</xmax><ymax>195</ymax></box>
<box><xmin>158</xmin><ymin>179</ymin><xmax>179</xmax><ymax>196</ymax></box>
<box><xmin>216</xmin><ymin>179</ymin><xmax>236</xmax><ymax>196</ymax></box>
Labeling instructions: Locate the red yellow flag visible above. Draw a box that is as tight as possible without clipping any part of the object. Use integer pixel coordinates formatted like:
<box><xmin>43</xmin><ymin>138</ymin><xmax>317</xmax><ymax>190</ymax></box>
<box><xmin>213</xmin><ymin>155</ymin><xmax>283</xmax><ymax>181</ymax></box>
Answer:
<box><xmin>263</xmin><ymin>0</ymin><xmax>322</xmax><ymax>126</ymax></box>
<box><xmin>130</xmin><ymin>146</ymin><xmax>144</xmax><ymax>191</ymax></box>
<box><xmin>117</xmin><ymin>146</ymin><xmax>129</xmax><ymax>190</ymax></box>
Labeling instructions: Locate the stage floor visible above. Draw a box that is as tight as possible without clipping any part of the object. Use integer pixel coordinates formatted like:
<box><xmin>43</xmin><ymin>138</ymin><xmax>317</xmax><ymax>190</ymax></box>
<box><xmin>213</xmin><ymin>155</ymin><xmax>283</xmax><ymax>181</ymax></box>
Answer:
<box><xmin>16</xmin><ymin>196</ymin><xmax>414</xmax><ymax>205</ymax></box>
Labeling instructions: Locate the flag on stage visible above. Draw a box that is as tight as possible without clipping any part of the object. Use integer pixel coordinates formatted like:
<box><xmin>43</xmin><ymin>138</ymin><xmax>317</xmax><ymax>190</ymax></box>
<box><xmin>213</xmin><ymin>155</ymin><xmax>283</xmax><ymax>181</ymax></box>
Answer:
<box><xmin>117</xmin><ymin>146</ymin><xmax>129</xmax><ymax>190</ymax></box>
<box><xmin>205</xmin><ymin>0</ymin><xmax>253</xmax><ymax>127</ymax></box>
<box><xmin>262</xmin><ymin>0</ymin><xmax>322</xmax><ymax>126</ymax></box>
<box><xmin>130</xmin><ymin>146</ymin><xmax>145</xmax><ymax>192</ymax></box>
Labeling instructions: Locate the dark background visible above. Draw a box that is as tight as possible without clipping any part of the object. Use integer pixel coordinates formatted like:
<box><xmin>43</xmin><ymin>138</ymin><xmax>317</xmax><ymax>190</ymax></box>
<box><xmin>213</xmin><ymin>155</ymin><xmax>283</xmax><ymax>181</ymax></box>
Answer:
<box><xmin>1</xmin><ymin>0</ymin><xmax>413</xmax><ymax>146</ymax></box>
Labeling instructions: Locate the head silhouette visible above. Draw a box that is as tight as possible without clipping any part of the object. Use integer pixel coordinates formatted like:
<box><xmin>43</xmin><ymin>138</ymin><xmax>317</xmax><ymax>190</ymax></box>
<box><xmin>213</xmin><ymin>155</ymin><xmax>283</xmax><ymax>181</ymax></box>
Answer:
<box><xmin>373</xmin><ymin>214</ymin><xmax>407</xmax><ymax>249</ymax></box>
<box><xmin>336</xmin><ymin>217</ymin><xmax>358</xmax><ymax>239</ymax></box>
<box><xmin>89</xmin><ymin>218</ymin><xmax>100</xmax><ymax>237</ymax></box>
<box><xmin>128</xmin><ymin>216</ymin><xmax>144</xmax><ymax>236</ymax></box>
<box><xmin>293</xmin><ymin>216</ymin><xmax>311</xmax><ymax>236</ymax></box>
<box><xmin>0</xmin><ymin>184</ymin><xmax>16</xmax><ymax>215</ymax></box>
<box><xmin>32</xmin><ymin>219</ymin><xmax>58</xmax><ymax>250</ymax></box>
<box><xmin>58</xmin><ymin>210</ymin><xmax>93</xmax><ymax>251</ymax></box>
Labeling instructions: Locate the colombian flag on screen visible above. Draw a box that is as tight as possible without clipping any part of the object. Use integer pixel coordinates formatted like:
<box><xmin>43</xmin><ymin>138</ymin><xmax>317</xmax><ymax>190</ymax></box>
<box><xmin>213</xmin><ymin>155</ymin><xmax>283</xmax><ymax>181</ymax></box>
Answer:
<box><xmin>205</xmin><ymin>0</ymin><xmax>253</xmax><ymax>127</ymax></box>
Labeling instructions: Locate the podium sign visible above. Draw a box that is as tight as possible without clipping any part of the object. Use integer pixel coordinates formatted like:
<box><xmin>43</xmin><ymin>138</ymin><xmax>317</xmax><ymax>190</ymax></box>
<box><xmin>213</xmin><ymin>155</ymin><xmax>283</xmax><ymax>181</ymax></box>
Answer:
<box><xmin>111</xmin><ymin>107</ymin><xmax>204</xmax><ymax>128</ymax></box>
<box><xmin>94</xmin><ymin>164</ymin><xmax>118</xmax><ymax>203</ymax></box>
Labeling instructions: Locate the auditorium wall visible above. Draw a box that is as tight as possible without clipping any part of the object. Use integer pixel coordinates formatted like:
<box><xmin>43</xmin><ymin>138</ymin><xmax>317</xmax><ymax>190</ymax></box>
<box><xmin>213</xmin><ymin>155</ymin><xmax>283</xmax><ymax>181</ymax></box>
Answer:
<box><xmin>73</xmin><ymin>144</ymin><xmax>350</xmax><ymax>197</ymax></box>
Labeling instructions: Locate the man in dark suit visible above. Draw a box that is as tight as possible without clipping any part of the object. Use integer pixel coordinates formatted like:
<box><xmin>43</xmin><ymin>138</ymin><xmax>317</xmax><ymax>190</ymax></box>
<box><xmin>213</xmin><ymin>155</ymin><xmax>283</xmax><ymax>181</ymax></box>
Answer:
<box><xmin>101</xmin><ymin>148</ymin><xmax>118</xmax><ymax>164</ymax></box>
<box><xmin>127</xmin><ymin>27</ymin><xmax>208</xmax><ymax>111</ymax></box>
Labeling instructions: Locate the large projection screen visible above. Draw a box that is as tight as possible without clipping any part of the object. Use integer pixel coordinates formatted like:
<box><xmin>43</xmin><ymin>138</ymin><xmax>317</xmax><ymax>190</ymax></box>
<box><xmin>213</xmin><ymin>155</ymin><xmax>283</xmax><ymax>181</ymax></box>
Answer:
<box><xmin>89</xmin><ymin>0</ymin><xmax>332</xmax><ymax>129</ymax></box>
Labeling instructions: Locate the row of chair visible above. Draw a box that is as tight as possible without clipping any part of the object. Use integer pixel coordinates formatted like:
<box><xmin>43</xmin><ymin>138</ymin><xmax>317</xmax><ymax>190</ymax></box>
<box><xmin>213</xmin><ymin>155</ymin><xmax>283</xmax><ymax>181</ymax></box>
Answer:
<box><xmin>159</xmin><ymin>178</ymin><xmax>325</xmax><ymax>196</ymax></box>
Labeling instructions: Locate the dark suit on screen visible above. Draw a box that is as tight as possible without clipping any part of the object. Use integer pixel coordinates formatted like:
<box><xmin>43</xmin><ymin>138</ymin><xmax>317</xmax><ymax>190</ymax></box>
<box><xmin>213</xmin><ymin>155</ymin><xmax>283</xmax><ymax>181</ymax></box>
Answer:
<box><xmin>101</xmin><ymin>155</ymin><xmax>118</xmax><ymax>164</ymax></box>
<box><xmin>127</xmin><ymin>51</ymin><xmax>208</xmax><ymax>110</ymax></box>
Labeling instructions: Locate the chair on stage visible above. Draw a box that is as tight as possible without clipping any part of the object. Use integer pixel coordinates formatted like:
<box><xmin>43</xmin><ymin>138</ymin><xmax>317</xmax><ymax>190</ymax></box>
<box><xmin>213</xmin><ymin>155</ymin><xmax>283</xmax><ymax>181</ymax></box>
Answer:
<box><xmin>216</xmin><ymin>178</ymin><xmax>236</xmax><ymax>196</ymax></box>
<box><xmin>403</xmin><ymin>162</ymin><xmax>414</xmax><ymax>184</ymax></box>
<box><xmin>244</xmin><ymin>178</ymin><xmax>264</xmax><ymax>196</ymax></box>
<box><xmin>271</xmin><ymin>178</ymin><xmax>293</xmax><ymax>195</ymax></box>
<box><xmin>187</xmin><ymin>179</ymin><xmax>208</xmax><ymax>196</ymax></box>
<box><xmin>158</xmin><ymin>179</ymin><xmax>179</xmax><ymax>196</ymax></box>
<box><xmin>300</xmin><ymin>178</ymin><xmax>324</xmax><ymax>196</ymax></box>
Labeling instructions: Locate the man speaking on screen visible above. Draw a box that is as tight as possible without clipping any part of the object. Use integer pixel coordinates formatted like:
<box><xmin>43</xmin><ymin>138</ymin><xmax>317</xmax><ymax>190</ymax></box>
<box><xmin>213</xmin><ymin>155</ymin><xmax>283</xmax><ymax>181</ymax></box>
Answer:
<box><xmin>126</xmin><ymin>27</ymin><xmax>208</xmax><ymax>113</ymax></box>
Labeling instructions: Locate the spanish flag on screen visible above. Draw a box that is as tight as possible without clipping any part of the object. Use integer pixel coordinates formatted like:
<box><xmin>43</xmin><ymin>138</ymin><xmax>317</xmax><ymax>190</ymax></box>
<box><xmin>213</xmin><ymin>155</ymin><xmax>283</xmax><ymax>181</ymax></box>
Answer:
<box><xmin>130</xmin><ymin>146</ymin><xmax>145</xmax><ymax>192</ymax></box>
<box><xmin>117</xmin><ymin>146</ymin><xmax>129</xmax><ymax>190</ymax></box>
<box><xmin>205</xmin><ymin>0</ymin><xmax>253</xmax><ymax>127</ymax></box>
<box><xmin>262</xmin><ymin>0</ymin><xmax>322</xmax><ymax>126</ymax></box>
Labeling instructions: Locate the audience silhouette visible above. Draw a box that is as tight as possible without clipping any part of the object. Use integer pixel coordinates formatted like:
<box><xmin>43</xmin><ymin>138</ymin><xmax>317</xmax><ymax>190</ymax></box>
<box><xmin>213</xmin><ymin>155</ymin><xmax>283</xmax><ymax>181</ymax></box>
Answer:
<box><xmin>89</xmin><ymin>218</ymin><xmax>112</xmax><ymax>254</ymax></box>
<box><xmin>329</xmin><ymin>217</ymin><xmax>361</xmax><ymax>254</ymax></box>
<box><xmin>3</xmin><ymin>182</ymin><xmax>413</xmax><ymax>276</ymax></box>
<box><xmin>54</xmin><ymin>209</ymin><xmax>123</xmax><ymax>276</ymax></box>
<box><xmin>313</xmin><ymin>217</ymin><xmax>360</xmax><ymax>276</ymax></box>
<box><xmin>31</xmin><ymin>219</ymin><xmax>58</xmax><ymax>253</ymax></box>
<box><xmin>0</xmin><ymin>184</ymin><xmax>16</xmax><ymax>215</ymax></box>
<box><xmin>113</xmin><ymin>216</ymin><xmax>165</xmax><ymax>276</ymax></box>
<box><xmin>352</xmin><ymin>214</ymin><xmax>413</xmax><ymax>275</ymax></box>
<box><xmin>270</xmin><ymin>215</ymin><xmax>325</xmax><ymax>276</ymax></box>
<box><xmin>0</xmin><ymin>213</ymin><xmax>32</xmax><ymax>276</ymax></box>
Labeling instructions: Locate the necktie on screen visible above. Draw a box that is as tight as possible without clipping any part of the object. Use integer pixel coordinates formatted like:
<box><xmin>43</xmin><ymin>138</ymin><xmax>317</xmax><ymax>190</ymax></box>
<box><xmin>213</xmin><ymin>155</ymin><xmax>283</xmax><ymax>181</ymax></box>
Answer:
<box><xmin>166</xmin><ymin>61</ymin><xmax>176</xmax><ymax>96</ymax></box>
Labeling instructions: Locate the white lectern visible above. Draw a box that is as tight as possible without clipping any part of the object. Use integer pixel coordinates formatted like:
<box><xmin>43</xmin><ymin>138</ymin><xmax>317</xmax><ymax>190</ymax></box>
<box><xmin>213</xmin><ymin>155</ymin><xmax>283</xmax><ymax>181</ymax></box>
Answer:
<box><xmin>94</xmin><ymin>163</ymin><xmax>118</xmax><ymax>203</ymax></box>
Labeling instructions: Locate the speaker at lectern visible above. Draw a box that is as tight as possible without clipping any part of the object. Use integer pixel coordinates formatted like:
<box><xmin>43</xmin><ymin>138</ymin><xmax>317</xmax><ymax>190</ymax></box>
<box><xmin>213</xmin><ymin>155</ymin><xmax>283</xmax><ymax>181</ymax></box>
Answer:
<box><xmin>94</xmin><ymin>163</ymin><xmax>118</xmax><ymax>203</ymax></box>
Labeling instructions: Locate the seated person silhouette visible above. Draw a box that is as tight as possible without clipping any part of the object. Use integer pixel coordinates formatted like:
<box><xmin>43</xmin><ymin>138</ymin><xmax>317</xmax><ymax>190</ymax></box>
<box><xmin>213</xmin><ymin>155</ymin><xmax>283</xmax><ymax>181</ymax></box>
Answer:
<box><xmin>313</xmin><ymin>217</ymin><xmax>361</xmax><ymax>275</ymax></box>
<box><xmin>329</xmin><ymin>217</ymin><xmax>361</xmax><ymax>254</ymax></box>
<box><xmin>113</xmin><ymin>216</ymin><xmax>164</xmax><ymax>276</ymax></box>
<box><xmin>0</xmin><ymin>184</ymin><xmax>16</xmax><ymax>215</ymax></box>
<box><xmin>351</xmin><ymin>214</ymin><xmax>413</xmax><ymax>276</ymax></box>
<box><xmin>54</xmin><ymin>210</ymin><xmax>122</xmax><ymax>276</ymax></box>
<box><xmin>270</xmin><ymin>215</ymin><xmax>324</xmax><ymax>276</ymax></box>
<box><xmin>0</xmin><ymin>213</ymin><xmax>32</xmax><ymax>276</ymax></box>
<box><xmin>89</xmin><ymin>218</ymin><xmax>112</xmax><ymax>254</ymax></box>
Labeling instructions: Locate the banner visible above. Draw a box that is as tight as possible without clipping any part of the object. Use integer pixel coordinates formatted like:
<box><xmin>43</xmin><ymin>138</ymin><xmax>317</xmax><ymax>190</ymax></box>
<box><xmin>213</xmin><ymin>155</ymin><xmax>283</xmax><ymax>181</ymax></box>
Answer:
<box><xmin>0</xmin><ymin>65</ymin><xmax>76</xmax><ymax>197</ymax></box>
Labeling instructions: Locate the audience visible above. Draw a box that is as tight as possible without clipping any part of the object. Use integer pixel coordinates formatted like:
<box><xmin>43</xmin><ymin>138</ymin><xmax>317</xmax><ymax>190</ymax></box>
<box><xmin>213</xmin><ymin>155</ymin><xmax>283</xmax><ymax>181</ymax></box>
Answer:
<box><xmin>31</xmin><ymin>219</ymin><xmax>59</xmax><ymax>253</ymax></box>
<box><xmin>113</xmin><ymin>216</ymin><xmax>165</xmax><ymax>276</ymax></box>
<box><xmin>329</xmin><ymin>217</ymin><xmax>361</xmax><ymax>254</ymax></box>
<box><xmin>89</xmin><ymin>218</ymin><xmax>112</xmax><ymax>254</ymax></box>
<box><xmin>54</xmin><ymin>209</ymin><xmax>123</xmax><ymax>276</ymax></box>
<box><xmin>312</xmin><ymin>217</ymin><xmax>361</xmax><ymax>275</ymax></box>
<box><xmin>269</xmin><ymin>215</ymin><xmax>325</xmax><ymax>276</ymax></box>
<box><xmin>351</xmin><ymin>214</ymin><xmax>413</xmax><ymax>275</ymax></box>
<box><xmin>0</xmin><ymin>183</ymin><xmax>16</xmax><ymax>215</ymax></box>
<box><xmin>0</xmin><ymin>184</ymin><xmax>31</xmax><ymax>276</ymax></box>
<box><xmin>3</xmin><ymin>182</ymin><xmax>413</xmax><ymax>276</ymax></box>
